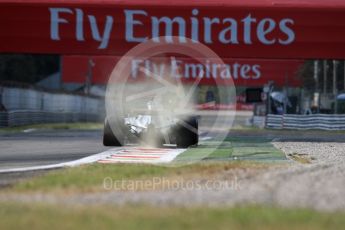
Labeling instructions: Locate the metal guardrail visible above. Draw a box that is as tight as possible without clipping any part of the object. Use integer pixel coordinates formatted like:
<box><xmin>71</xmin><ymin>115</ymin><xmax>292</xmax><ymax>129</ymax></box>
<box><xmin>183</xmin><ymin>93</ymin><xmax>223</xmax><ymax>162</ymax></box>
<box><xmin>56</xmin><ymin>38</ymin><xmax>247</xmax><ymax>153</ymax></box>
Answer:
<box><xmin>266</xmin><ymin>114</ymin><xmax>345</xmax><ymax>130</ymax></box>
<box><xmin>0</xmin><ymin>86</ymin><xmax>105</xmax><ymax>127</ymax></box>
<box><xmin>1</xmin><ymin>86</ymin><xmax>103</xmax><ymax>114</ymax></box>
<box><xmin>0</xmin><ymin>110</ymin><xmax>102</xmax><ymax>127</ymax></box>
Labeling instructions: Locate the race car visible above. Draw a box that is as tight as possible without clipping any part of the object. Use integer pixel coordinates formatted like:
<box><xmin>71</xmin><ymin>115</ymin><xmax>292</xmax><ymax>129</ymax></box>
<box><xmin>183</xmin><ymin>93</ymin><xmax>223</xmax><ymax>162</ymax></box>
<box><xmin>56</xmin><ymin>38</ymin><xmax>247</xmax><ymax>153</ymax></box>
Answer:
<box><xmin>103</xmin><ymin>101</ymin><xmax>199</xmax><ymax>148</ymax></box>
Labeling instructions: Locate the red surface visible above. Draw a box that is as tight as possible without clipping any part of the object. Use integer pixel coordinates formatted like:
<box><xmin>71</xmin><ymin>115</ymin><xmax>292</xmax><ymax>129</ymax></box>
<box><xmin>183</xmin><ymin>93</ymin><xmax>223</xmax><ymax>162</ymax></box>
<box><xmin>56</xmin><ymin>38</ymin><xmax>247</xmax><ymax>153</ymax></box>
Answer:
<box><xmin>61</xmin><ymin>55</ymin><xmax>303</xmax><ymax>87</ymax></box>
<box><xmin>0</xmin><ymin>0</ymin><xmax>345</xmax><ymax>58</ymax></box>
<box><xmin>1</xmin><ymin>0</ymin><xmax>345</xmax><ymax>8</ymax></box>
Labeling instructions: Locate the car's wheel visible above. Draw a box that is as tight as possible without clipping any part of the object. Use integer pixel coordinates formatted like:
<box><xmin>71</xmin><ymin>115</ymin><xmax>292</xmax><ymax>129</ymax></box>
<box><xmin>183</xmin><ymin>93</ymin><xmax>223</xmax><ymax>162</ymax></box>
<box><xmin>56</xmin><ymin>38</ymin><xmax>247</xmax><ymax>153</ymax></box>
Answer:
<box><xmin>176</xmin><ymin>117</ymin><xmax>198</xmax><ymax>148</ymax></box>
<box><xmin>103</xmin><ymin>119</ymin><xmax>123</xmax><ymax>146</ymax></box>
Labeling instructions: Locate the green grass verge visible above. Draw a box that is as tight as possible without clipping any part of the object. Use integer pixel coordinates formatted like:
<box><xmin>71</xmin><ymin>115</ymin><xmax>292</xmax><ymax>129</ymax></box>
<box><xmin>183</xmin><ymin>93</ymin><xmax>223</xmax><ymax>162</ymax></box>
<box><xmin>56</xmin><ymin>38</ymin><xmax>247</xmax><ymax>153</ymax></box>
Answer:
<box><xmin>288</xmin><ymin>153</ymin><xmax>313</xmax><ymax>164</ymax></box>
<box><xmin>0</xmin><ymin>203</ymin><xmax>344</xmax><ymax>230</ymax></box>
<box><xmin>10</xmin><ymin>162</ymin><xmax>268</xmax><ymax>193</ymax></box>
<box><xmin>0</xmin><ymin>122</ymin><xmax>103</xmax><ymax>132</ymax></box>
<box><xmin>227</xmin><ymin>125</ymin><xmax>345</xmax><ymax>135</ymax></box>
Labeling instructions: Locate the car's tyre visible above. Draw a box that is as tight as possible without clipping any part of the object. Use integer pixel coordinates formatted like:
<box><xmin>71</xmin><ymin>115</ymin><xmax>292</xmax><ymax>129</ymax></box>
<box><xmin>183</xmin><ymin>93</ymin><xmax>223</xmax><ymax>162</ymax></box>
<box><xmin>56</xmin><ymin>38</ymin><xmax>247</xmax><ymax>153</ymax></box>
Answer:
<box><xmin>176</xmin><ymin>117</ymin><xmax>198</xmax><ymax>148</ymax></box>
<box><xmin>103</xmin><ymin>119</ymin><xmax>123</xmax><ymax>146</ymax></box>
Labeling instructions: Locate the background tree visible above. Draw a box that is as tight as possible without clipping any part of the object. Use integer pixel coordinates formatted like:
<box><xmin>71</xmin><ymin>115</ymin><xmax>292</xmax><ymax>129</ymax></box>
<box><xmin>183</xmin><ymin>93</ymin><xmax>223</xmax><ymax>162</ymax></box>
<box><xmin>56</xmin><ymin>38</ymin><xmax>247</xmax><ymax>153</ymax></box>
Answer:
<box><xmin>0</xmin><ymin>54</ymin><xmax>59</xmax><ymax>84</ymax></box>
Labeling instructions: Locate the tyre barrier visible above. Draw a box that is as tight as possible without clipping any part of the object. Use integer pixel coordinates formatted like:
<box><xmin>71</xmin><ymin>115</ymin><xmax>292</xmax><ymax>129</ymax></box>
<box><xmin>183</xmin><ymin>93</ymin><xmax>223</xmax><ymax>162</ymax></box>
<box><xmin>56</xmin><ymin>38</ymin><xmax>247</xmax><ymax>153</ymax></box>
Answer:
<box><xmin>266</xmin><ymin>114</ymin><xmax>345</xmax><ymax>130</ymax></box>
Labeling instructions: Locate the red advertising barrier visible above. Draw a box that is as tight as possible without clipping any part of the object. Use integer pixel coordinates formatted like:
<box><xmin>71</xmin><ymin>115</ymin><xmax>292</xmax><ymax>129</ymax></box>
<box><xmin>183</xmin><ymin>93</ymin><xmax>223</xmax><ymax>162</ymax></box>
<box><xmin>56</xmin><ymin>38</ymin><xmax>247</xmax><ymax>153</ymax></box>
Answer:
<box><xmin>61</xmin><ymin>55</ymin><xmax>303</xmax><ymax>87</ymax></box>
<box><xmin>1</xmin><ymin>0</ymin><xmax>345</xmax><ymax>58</ymax></box>
<box><xmin>196</xmin><ymin>103</ymin><xmax>254</xmax><ymax>111</ymax></box>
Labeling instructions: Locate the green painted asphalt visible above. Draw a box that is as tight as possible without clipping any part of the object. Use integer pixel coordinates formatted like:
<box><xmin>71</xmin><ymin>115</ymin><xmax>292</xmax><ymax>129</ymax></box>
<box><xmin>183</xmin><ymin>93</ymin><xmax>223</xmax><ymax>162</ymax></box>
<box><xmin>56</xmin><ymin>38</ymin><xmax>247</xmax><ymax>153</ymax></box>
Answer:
<box><xmin>174</xmin><ymin>136</ymin><xmax>286</xmax><ymax>163</ymax></box>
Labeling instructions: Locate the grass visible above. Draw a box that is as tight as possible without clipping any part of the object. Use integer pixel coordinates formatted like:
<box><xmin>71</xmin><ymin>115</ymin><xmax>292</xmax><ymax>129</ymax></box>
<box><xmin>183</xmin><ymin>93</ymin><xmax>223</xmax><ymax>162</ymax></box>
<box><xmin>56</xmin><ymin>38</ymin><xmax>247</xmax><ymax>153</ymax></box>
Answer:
<box><xmin>288</xmin><ymin>153</ymin><xmax>313</xmax><ymax>164</ymax></box>
<box><xmin>6</xmin><ymin>136</ymin><xmax>286</xmax><ymax>193</ymax></box>
<box><xmin>0</xmin><ymin>135</ymin><xmax>339</xmax><ymax>229</ymax></box>
<box><xmin>9</xmin><ymin>161</ymin><xmax>269</xmax><ymax>193</ymax></box>
<box><xmin>0</xmin><ymin>203</ymin><xmax>344</xmax><ymax>230</ymax></box>
<box><xmin>0</xmin><ymin>122</ymin><xmax>103</xmax><ymax>132</ymax></box>
<box><xmin>232</xmin><ymin>126</ymin><xmax>345</xmax><ymax>135</ymax></box>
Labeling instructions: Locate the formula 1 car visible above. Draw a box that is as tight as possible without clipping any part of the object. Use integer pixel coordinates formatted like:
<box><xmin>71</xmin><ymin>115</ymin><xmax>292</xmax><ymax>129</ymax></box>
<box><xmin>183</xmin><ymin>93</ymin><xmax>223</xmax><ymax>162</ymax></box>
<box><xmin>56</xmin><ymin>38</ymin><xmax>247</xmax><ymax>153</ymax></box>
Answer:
<box><xmin>103</xmin><ymin>101</ymin><xmax>199</xmax><ymax>148</ymax></box>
